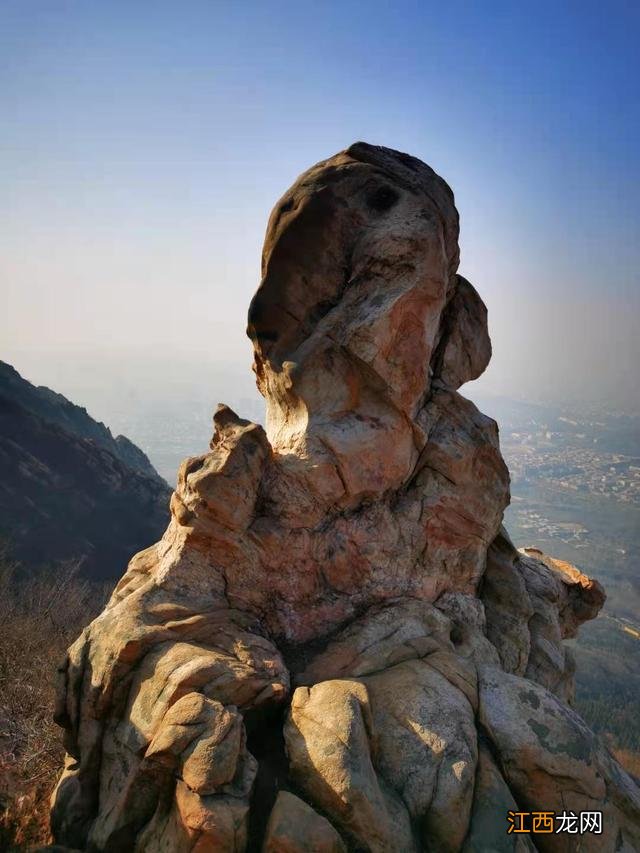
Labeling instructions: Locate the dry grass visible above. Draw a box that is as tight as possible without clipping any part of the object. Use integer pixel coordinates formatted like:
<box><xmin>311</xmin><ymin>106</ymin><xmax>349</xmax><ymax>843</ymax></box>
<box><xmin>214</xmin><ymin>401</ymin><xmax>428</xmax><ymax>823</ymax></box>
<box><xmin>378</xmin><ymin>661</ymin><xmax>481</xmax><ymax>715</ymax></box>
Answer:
<box><xmin>0</xmin><ymin>546</ymin><xmax>108</xmax><ymax>850</ymax></box>
<box><xmin>613</xmin><ymin>748</ymin><xmax>640</xmax><ymax>781</ymax></box>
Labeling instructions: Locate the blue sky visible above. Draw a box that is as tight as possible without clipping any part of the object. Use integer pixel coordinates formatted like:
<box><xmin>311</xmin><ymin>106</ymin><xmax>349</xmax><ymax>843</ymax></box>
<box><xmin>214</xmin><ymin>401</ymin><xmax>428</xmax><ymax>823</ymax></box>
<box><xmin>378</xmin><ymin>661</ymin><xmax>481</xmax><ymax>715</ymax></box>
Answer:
<box><xmin>2</xmin><ymin>1</ymin><xmax>639</xmax><ymax>416</ymax></box>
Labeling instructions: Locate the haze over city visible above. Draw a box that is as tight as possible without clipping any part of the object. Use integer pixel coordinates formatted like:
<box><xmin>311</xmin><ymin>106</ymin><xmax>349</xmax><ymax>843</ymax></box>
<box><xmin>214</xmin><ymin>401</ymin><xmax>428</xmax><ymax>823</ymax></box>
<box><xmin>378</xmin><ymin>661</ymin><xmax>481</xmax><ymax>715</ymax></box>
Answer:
<box><xmin>3</xmin><ymin>1</ymin><xmax>639</xmax><ymax>443</ymax></box>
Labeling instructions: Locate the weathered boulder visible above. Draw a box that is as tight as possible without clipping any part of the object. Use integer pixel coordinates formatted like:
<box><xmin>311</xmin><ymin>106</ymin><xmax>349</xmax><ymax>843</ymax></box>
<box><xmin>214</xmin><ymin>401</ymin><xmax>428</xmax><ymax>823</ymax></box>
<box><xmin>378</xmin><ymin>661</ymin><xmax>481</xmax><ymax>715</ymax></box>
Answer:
<box><xmin>285</xmin><ymin>679</ymin><xmax>414</xmax><ymax>851</ymax></box>
<box><xmin>462</xmin><ymin>743</ymin><xmax>537</xmax><ymax>853</ymax></box>
<box><xmin>49</xmin><ymin>143</ymin><xmax>639</xmax><ymax>852</ymax></box>
<box><xmin>481</xmin><ymin>531</ymin><xmax>606</xmax><ymax>703</ymax></box>
<box><xmin>478</xmin><ymin>665</ymin><xmax>640</xmax><ymax>851</ymax></box>
<box><xmin>263</xmin><ymin>791</ymin><xmax>347</xmax><ymax>852</ymax></box>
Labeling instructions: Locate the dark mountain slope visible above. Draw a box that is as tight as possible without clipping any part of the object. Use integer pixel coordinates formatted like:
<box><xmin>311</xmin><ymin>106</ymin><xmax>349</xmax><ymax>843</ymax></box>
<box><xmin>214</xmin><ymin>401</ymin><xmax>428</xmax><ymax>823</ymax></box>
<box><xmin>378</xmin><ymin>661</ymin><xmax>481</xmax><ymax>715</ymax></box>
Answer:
<box><xmin>0</xmin><ymin>361</ymin><xmax>162</xmax><ymax>478</ymax></box>
<box><xmin>0</xmin><ymin>363</ymin><xmax>171</xmax><ymax>579</ymax></box>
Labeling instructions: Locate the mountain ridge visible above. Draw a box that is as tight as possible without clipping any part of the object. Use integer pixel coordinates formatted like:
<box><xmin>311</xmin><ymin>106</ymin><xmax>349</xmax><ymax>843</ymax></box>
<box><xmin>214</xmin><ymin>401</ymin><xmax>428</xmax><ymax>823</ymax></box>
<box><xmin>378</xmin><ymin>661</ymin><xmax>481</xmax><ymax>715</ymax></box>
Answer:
<box><xmin>0</xmin><ymin>360</ymin><xmax>165</xmax><ymax>481</ymax></box>
<box><xmin>0</xmin><ymin>361</ymin><xmax>171</xmax><ymax>579</ymax></box>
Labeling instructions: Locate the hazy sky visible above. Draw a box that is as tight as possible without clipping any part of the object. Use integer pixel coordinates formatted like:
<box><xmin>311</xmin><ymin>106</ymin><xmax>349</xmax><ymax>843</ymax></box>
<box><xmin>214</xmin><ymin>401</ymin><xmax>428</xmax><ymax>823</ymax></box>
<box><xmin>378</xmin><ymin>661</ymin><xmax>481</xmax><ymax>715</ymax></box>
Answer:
<box><xmin>2</xmin><ymin>0</ymin><xmax>639</xmax><ymax>425</ymax></box>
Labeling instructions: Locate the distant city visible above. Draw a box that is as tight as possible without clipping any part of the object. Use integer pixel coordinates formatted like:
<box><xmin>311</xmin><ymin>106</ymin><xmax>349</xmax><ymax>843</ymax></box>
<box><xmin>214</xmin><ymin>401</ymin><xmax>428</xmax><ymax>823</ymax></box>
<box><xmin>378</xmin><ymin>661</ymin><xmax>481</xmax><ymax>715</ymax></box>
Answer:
<box><xmin>475</xmin><ymin>398</ymin><xmax>640</xmax><ymax>569</ymax></box>
<box><xmin>504</xmin><ymin>420</ymin><xmax>640</xmax><ymax>508</ymax></box>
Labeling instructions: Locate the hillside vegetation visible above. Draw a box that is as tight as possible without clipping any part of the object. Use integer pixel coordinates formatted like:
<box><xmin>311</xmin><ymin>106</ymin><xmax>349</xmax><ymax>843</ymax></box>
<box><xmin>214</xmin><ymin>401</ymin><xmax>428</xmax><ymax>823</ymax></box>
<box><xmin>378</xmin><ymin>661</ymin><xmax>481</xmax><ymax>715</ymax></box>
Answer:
<box><xmin>0</xmin><ymin>548</ymin><xmax>109</xmax><ymax>849</ymax></box>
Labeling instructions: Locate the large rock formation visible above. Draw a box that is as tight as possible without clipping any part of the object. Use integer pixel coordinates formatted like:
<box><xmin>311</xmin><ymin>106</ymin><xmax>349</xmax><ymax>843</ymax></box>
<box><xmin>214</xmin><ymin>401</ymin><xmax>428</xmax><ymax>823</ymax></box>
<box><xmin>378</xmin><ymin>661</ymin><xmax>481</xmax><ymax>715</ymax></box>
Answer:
<box><xmin>49</xmin><ymin>144</ymin><xmax>640</xmax><ymax>851</ymax></box>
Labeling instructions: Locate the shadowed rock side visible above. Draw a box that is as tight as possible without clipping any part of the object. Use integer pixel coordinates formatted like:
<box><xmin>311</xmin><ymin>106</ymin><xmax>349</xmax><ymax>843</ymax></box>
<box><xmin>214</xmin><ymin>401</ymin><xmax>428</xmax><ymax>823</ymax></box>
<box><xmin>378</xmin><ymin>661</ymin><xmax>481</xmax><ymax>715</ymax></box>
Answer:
<box><xmin>49</xmin><ymin>143</ymin><xmax>640</xmax><ymax>851</ymax></box>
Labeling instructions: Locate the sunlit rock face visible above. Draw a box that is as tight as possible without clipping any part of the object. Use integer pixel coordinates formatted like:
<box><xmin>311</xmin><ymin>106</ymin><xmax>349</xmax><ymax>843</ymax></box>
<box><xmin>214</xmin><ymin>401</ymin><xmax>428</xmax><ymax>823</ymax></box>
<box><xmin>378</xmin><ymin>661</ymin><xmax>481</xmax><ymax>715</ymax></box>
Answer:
<box><xmin>50</xmin><ymin>144</ymin><xmax>640</xmax><ymax>852</ymax></box>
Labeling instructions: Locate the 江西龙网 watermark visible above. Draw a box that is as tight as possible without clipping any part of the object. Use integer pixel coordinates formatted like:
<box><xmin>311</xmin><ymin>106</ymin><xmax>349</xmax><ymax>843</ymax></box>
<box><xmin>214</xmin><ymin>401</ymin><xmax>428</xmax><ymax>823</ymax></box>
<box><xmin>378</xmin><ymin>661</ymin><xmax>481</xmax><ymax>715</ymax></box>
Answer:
<box><xmin>507</xmin><ymin>810</ymin><xmax>603</xmax><ymax>835</ymax></box>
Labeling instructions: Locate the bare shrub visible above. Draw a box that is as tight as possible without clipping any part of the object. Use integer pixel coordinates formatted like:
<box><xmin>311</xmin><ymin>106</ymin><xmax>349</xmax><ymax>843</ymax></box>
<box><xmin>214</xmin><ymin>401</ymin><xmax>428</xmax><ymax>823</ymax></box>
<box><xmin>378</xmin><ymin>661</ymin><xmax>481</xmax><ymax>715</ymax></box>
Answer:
<box><xmin>0</xmin><ymin>545</ymin><xmax>109</xmax><ymax>850</ymax></box>
<box><xmin>613</xmin><ymin>748</ymin><xmax>640</xmax><ymax>782</ymax></box>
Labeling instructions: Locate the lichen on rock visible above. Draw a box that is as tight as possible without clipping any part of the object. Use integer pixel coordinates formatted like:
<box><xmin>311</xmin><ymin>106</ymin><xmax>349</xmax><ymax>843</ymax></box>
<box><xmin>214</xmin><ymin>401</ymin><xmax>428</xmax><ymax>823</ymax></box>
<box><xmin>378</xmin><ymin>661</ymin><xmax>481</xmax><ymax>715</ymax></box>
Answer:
<box><xmin>49</xmin><ymin>143</ymin><xmax>639</xmax><ymax>852</ymax></box>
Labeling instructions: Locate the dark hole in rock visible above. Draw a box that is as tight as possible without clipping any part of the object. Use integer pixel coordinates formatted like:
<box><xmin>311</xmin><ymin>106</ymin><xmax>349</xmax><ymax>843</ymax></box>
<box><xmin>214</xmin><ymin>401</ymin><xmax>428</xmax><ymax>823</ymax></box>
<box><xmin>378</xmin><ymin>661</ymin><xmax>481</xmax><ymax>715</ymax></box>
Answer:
<box><xmin>450</xmin><ymin>625</ymin><xmax>464</xmax><ymax>646</ymax></box>
<box><xmin>183</xmin><ymin>456</ymin><xmax>205</xmax><ymax>477</ymax></box>
<box><xmin>366</xmin><ymin>185</ymin><xmax>400</xmax><ymax>212</ymax></box>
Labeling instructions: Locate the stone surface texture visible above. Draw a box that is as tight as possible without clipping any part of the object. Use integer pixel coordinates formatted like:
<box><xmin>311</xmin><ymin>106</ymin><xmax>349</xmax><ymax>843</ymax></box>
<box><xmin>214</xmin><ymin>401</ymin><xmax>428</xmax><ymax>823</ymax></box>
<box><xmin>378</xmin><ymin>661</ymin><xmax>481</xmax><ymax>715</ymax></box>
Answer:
<box><xmin>50</xmin><ymin>143</ymin><xmax>640</xmax><ymax>851</ymax></box>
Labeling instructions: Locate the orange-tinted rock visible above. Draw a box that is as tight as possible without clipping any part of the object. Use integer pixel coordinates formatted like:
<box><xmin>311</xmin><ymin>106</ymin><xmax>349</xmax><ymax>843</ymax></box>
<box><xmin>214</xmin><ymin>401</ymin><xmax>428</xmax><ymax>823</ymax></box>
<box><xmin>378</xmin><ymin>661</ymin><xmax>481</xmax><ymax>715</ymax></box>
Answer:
<box><xmin>263</xmin><ymin>791</ymin><xmax>346</xmax><ymax>852</ymax></box>
<box><xmin>49</xmin><ymin>143</ymin><xmax>638</xmax><ymax>852</ymax></box>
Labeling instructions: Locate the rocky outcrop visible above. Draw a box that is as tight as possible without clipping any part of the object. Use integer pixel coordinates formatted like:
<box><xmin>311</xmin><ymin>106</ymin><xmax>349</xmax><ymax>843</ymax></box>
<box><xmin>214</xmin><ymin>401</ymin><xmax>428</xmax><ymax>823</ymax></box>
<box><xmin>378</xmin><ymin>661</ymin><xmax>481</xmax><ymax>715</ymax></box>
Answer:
<box><xmin>0</xmin><ymin>361</ymin><xmax>170</xmax><ymax>579</ymax></box>
<box><xmin>49</xmin><ymin>143</ymin><xmax>640</xmax><ymax>851</ymax></box>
